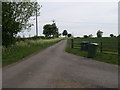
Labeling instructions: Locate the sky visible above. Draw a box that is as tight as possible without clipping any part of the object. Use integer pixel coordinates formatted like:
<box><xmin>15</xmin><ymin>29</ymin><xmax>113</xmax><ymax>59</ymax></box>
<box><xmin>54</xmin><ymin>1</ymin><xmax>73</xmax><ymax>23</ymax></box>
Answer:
<box><xmin>18</xmin><ymin>0</ymin><xmax>119</xmax><ymax>37</ymax></box>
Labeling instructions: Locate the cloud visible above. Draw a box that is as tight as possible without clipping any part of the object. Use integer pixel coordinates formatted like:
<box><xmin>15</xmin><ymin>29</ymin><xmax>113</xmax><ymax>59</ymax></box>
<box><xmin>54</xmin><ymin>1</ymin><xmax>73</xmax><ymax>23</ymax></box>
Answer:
<box><xmin>19</xmin><ymin>2</ymin><xmax>118</xmax><ymax>37</ymax></box>
<box><xmin>38</xmin><ymin>2</ymin><xmax>117</xmax><ymax>24</ymax></box>
<box><xmin>38</xmin><ymin>0</ymin><xmax>119</xmax><ymax>2</ymax></box>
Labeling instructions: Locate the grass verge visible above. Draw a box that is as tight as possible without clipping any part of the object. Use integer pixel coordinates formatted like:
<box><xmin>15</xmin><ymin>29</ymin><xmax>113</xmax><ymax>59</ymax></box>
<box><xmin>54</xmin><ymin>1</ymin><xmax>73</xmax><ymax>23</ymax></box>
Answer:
<box><xmin>2</xmin><ymin>38</ymin><xmax>62</xmax><ymax>67</ymax></box>
<box><xmin>66</xmin><ymin>39</ymin><xmax>119</xmax><ymax>65</ymax></box>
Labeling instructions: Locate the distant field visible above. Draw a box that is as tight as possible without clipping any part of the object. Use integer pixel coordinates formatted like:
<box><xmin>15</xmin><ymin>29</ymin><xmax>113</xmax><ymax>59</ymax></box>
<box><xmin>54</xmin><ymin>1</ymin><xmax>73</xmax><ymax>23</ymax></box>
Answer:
<box><xmin>66</xmin><ymin>37</ymin><xmax>119</xmax><ymax>65</ymax></box>
<box><xmin>73</xmin><ymin>37</ymin><xmax>118</xmax><ymax>54</ymax></box>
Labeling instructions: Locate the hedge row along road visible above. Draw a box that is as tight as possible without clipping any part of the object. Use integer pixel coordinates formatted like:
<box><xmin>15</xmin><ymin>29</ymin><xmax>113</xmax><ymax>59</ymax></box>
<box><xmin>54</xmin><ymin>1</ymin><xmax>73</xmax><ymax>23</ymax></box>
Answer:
<box><xmin>3</xmin><ymin>40</ymin><xmax>118</xmax><ymax>88</ymax></box>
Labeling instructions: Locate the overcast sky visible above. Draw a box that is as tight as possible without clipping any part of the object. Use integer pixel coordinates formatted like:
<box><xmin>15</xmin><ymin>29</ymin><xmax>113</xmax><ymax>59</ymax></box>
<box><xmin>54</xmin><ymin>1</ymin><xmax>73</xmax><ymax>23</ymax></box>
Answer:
<box><xmin>18</xmin><ymin>0</ymin><xmax>118</xmax><ymax>37</ymax></box>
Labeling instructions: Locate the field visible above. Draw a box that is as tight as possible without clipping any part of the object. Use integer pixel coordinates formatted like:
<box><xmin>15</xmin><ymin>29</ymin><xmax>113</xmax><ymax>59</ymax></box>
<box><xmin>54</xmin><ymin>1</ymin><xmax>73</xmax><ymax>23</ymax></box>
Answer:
<box><xmin>2</xmin><ymin>38</ymin><xmax>62</xmax><ymax>67</ymax></box>
<box><xmin>66</xmin><ymin>37</ymin><xmax>119</xmax><ymax>65</ymax></box>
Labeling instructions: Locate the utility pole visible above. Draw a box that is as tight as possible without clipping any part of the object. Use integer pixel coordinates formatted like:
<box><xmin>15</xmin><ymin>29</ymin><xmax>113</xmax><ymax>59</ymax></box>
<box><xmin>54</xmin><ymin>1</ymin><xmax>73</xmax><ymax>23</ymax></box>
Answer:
<box><xmin>36</xmin><ymin>9</ymin><xmax>38</xmax><ymax>36</ymax></box>
<box><xmin>36</xmin><ymin>4</ymin><xmax>42</xmax><ymax>36</ymax></box>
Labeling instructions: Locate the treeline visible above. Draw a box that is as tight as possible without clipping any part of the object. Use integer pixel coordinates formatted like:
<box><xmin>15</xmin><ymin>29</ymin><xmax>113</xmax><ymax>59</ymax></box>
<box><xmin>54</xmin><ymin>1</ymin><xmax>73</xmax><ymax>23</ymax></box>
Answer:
<box><xmin>42</xmin><ymin>21</ymin><xmax>72</xmax><ymax>38</ymax></box>
<box><xmin>78</xmin><ymin>30</ymin><xmax>119</xmax><ymax>38</ymax></box>
<box><xmin>43</xmin><ymin>21</ymin><xmax>60</xmax><ymax>38</ymax></box>
<box><xmin>2</xmin><ymin>2</ymin><xmax>41</xmax><ymax>47</ymax></box>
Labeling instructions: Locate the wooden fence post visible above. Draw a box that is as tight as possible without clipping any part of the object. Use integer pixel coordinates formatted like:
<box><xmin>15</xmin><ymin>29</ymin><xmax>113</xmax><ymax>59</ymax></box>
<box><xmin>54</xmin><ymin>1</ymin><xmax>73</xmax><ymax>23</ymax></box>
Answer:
<box><xmin>118</xmin><ymin>41</ymin><xmax>120</xmax><ymax>56</ymax></box>
<box><xmin>71</xmin><ymin>39</ymin><xmax>74</xmax><ymax>48</ymax></box>
<box><xmin>100</xmin><ymin>42</ymin><xmax>103</xmax><ymax>53</ymax></box>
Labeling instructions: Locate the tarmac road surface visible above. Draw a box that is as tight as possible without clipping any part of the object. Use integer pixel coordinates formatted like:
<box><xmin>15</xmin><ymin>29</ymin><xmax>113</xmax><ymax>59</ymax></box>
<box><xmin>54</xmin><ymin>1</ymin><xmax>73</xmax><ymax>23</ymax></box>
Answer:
<box><xmin>3</xmin><ymin>40</ymin><xmax>118</xmax><ymax>88</ymax></box>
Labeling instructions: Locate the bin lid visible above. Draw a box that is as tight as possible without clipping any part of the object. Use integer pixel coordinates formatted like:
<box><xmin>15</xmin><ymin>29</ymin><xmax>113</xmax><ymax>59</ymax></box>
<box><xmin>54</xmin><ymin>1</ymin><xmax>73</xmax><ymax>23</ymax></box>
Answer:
<box><xmin>90</xmin><ymin>43</ymin><xmax>99</xmax><ymax>46</ymax></box>
<box><xmin>81</xmin><ymin>41</ymin><xmax>90</xmax><ymax>44</ymax></box>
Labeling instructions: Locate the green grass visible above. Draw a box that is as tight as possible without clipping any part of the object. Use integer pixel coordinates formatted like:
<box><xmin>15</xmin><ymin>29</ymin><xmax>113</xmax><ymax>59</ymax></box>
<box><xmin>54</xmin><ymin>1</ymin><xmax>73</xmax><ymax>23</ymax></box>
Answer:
<box><xmin>0</xmin><ymin>46</ymin><xmax>1</xmax><ymax>67</ymax></box>
<box><xmin>66</xmin><ymin>38</ymin><xmax>119</xmax><ymax>65</ymax></box>
<box><xmin>2</xmin><ymin>38</ymin><xmax>63</xmax><ymax>67</ymax></box>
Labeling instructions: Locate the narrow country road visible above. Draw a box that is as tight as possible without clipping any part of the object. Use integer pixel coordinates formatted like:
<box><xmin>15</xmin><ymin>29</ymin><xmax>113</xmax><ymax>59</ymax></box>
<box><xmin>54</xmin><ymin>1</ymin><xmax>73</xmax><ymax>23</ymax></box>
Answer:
<box><xmin>3</xmin><ymin>40</ymin><xmax>118</xmax><ymax>88</ymax></box>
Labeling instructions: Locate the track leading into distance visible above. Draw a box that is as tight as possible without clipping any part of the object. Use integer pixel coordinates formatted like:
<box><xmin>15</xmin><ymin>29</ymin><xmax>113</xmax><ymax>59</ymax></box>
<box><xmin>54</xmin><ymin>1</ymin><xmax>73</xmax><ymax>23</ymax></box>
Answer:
<box><xmin>3</xmin><ymin>40</ymin><xmax>118</xmax><ymax>88</ymax></box>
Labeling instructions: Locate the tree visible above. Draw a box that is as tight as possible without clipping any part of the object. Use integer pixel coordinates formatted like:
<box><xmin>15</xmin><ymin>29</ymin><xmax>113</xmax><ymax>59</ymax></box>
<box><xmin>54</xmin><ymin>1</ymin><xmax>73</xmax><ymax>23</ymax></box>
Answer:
<box><xmin>110</xmin><ymin>34</ymin><xmax>114</xmax><ymax>37</ymax></box>
<box><xmin>84</xmin><ymin>35</ymin><xmax>88</xmax><ymax>38</ymax></box>
<box><xmin>62</xmin><ymin>30</ymin><xmax>68</xmax><ymax>37</ymax></box>
<box><xmin>96</xmin><ymin>30</ymin><xmax>103</xmax><ymax>38</ymax></box>
<box><xmin>43</xmin><ymin>22</ymin><xmax>59</xmax><ymax>38</ymax></box>
<box><xmin>51</xmin><ymin>23</ymin><xmax>59</xmax><ymax>37</ymax></box>
<box><xmin>67</xmin><ymin>34</ymin><xmax>72</xmax><ymax>37</ymax></box>
<box><xmin>43</xmin><ymin>24</ymin><xmax>52</xmax><ymax>37</ymax></box>
<box><xmin>0</xmin><ymin>2</ymin><xmax>1</xmax><ymax>46</ymax></box>
<box><xmin>2</xmin><ymin>2</ymin><xmax>41</xmax><ymax>47</ymax></box>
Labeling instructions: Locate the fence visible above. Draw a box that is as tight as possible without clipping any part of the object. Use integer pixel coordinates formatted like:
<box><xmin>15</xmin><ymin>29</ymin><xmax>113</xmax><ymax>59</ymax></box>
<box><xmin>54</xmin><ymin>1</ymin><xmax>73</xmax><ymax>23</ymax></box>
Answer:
<box><xmin>70</xmin><ymin>39</ymin><xmax>118</xmax><ymax>55</ymax></box>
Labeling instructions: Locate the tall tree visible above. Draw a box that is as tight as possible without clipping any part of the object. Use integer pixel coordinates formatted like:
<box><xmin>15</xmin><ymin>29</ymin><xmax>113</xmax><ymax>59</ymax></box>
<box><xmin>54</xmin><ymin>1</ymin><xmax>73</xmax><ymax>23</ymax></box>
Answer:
<box><xmin>62</xmin><ymin>30</ymin><xmax>68</xmax><ymax>37</ymax></box>
<box><xmin>2</xmin><ymin>2</ymin><xmax>41</xmax><ymax>47</ymax></box>
<box><xmin>0</xmin><ymin>2</ymin><xmax>1</xmax><ymax>28</ymax></box>
<box><xmin>96</xmin><ymin>30</ymin><xmax>103</xmax><ymax>38</ymax></box>
<box><xmin>51</xmin><ymin>23</ymin><xmax>59</xmax><ymax>37</ymax></box>
<box><xmin>43</xmin><ymin>24</ymin><xmax>52</xmax><ymax>37</ymax></box>
<box><xmin>43</xmin><ymin>23</ymin><xmax>59</xmax><ymax>38</ymax></box>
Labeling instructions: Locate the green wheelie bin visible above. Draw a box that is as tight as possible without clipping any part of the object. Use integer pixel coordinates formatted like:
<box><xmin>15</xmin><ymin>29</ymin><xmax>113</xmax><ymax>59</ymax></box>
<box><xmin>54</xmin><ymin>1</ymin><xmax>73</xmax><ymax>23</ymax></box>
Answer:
<box><xmin>87</xmin><ymin>43</ymin><xmax>99</xmax><ymax>58</ymax></box>
<box><xmin>80</xmin><ymin>41</ymin><xmax>90</xmax><ymax>51</ymax></box>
